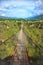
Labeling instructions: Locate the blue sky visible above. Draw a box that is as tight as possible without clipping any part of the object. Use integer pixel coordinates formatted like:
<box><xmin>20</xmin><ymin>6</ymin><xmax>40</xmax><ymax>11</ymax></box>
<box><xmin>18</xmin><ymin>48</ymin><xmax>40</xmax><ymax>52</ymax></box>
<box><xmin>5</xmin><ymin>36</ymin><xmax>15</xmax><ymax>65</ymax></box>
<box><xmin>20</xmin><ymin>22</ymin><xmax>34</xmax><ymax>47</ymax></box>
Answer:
<box><xmin>0</xmin><ymin>0</ymin><xmax>43</xmax><ymax>18</ymax></box>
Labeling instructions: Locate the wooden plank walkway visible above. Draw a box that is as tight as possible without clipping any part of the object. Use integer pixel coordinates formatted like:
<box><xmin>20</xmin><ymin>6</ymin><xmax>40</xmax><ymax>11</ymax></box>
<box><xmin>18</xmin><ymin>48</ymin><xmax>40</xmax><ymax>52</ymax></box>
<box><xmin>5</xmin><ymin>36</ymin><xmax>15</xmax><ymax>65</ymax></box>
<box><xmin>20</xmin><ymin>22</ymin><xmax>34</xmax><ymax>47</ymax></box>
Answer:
<box><xmin>13</xmin><ymin>29</ymin><xmax>29</xmax><ymax>65</ymax></box>
<box><xmin>13</xmin><ymin>40</ymin><xmax>29</xmax><ymax>65</ymax></box>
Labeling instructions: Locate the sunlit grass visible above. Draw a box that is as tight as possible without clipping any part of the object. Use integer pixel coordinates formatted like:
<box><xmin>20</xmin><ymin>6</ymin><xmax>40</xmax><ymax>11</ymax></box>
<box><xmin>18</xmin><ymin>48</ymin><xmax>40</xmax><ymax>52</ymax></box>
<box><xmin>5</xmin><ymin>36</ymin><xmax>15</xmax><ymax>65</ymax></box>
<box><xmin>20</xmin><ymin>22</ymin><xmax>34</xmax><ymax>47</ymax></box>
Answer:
<box><xmin>0</xmin><ymin>19</ymin><xmax>20</xmax><ymax>59</ymax></box>
<box><xmin>23</xmin><ymin>22</ymin><xmax>43</xmax><ymax>57</ymax></box>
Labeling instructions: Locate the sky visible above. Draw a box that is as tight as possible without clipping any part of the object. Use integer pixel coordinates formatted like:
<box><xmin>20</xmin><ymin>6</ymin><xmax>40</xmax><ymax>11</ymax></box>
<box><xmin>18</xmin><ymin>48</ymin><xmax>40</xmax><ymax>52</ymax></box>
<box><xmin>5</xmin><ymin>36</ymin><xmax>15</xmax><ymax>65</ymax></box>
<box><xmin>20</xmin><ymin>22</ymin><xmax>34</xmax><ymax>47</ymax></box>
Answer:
<box><xmin>0</xmin><ymin>0</ymin><xmax>43</xmax><ymax>18</ymax></box>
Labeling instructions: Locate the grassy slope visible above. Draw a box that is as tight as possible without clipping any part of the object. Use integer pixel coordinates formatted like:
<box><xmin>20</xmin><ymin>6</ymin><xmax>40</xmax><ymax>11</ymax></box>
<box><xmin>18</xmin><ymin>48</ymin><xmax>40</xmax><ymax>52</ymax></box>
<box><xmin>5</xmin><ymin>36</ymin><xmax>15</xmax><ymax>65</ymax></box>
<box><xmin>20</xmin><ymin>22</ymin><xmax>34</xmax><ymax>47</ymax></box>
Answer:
<box><xmin>0</xmin><ymin>18</ymin><xmax>43</xmax><ymax>61</ymax></box>
<box><xmin>23</xmin><ymin>20</ymin><xmax>43</xmax><ymax>65</ymax></box>
<box><xmin>23</xmin><ymin>21</ymin><xmax>43</xmax><ymax>57</ymax></box>
<box><xmin>0</xmin><ymin>19</ymin><xmax>20</xmax><ymax>59</ymax></box>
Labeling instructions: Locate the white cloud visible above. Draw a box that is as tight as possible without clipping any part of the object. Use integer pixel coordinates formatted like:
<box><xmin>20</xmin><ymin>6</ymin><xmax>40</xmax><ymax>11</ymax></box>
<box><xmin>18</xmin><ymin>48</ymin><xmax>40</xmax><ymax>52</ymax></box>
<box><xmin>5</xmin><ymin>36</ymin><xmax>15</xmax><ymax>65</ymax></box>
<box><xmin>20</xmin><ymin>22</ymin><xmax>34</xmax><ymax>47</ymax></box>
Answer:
<box><xmin>26</xmin><ymin>6</ymin><xmax>35</xmax><ymax>10</ymax></box>
<box><xmin>35</xmin><ymin>0</ymin><xmax>42</xmax><ymax>6</ymax></box>
<box><xmin>38</xmin><ymin>0</ymin><xmax>42</xmax><ymax>5</ymax></box>
<box><xmin>12</xmin><ymin>9</ymin><xmax>28</xmax><ymax>15</ymax></box>
<box><xmin>28</xmin><ymin>13</ymin><xmax>33</xmax><ymax>17</ymax></box>
<box><xmin>8</xmin><ymin>1</ymin><xmax>34</xmax><ymax>8</ymax></box>
<box><xmin>5</xmin><ymin>3</ymin><xmax>10</xmax><ymax>7</ymax></box>
<box><xmin>2</xmin><ymin>3</ymin><xmax>10</xmax><ymax>8</ymax></box>
<box><xmin>33</xmin><ymin>9</ymin><xmax>43</xmax><ymax>15</ymax></box>
<box><xmin>0</xmin><ymin>0</ymin><xmax>43</xmax><ymax>18</ymax></box>
<box><xmin>38</xmin><ymin>10</ymin><xmax>43</xmax><ymax>14</ymax></box>
<box><xmin>0</xmin><ymin>8</ymin><xmax>7</xmax><ymax>11</ymax></box>
<box><xmin>0</xmin><ymin>13</ymin><xmax>6</xmax><ymax>16</ymax></box>
<box><xmin>0</xmin><ymin>8</ymin><xmax>2</xmax><ymax>10</ymax></box>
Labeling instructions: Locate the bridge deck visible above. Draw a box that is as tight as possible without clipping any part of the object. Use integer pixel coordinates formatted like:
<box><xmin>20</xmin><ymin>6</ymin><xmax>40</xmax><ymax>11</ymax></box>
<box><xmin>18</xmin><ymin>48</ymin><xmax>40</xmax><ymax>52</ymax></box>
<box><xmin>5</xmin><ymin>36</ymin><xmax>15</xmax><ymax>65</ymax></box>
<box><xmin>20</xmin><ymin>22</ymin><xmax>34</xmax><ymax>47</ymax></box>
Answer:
<box><xmin>13</xmin><ymin>40</ymin><xmax>29</xmax><ymax>65</ymax></box>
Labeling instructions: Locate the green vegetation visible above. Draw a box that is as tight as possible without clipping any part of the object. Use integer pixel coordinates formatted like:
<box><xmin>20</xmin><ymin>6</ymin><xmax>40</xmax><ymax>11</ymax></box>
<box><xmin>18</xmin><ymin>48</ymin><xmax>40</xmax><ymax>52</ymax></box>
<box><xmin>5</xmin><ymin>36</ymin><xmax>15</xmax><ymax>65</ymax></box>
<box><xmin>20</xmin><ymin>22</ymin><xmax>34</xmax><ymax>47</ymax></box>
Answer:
<box><xmin>23</xmin><ymin>21</ymin><xmax>43</xmax><ymax>56</ymax></box>
<box><xmin>0</xmin><ymin>18</ymin><xmax>21</xmax><ymax>59</ymax></box>
<box><xmin>23</xmin><ymin>21</ymin><xmax>43</xmax><ymax>65</ymax></box>
<box><xmin>0</xmin><ymin>18</ymin><xmax>43</xmax><ymax>65</ymax></box>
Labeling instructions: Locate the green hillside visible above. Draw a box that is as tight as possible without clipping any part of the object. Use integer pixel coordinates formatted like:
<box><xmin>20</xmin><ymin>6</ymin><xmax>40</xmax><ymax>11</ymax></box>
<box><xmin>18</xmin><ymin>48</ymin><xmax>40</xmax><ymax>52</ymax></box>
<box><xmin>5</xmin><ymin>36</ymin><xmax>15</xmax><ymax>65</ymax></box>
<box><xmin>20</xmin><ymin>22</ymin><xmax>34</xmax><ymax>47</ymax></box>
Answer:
<box><xmin>23</xmin><ymin>21</ymin><xmax>43</xmax><ymax>65</ymax></box>
<box><xmin>0</xmin><ymin>18</ymin><xmax>43</xmax><ymax>65</ymax></box>
<box><xmin>0</xmin><ymin>19</ymin><xmax>21</xmax><ymax>59</ymax></box>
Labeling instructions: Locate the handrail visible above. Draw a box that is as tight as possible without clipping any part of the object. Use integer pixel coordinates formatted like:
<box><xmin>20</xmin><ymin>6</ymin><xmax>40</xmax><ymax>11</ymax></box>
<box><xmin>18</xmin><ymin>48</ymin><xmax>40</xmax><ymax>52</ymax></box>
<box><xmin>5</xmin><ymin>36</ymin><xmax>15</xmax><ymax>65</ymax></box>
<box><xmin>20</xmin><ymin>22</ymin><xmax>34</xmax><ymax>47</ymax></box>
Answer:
<box><xmin>0</xmin><ymin>34</ymin><xmax>18</xmax><ymax>45</ymax></box>
<box><xmin>24</xmin><ymin>30</ymin><xmax>43</xmax><ymax>49</ymax></box>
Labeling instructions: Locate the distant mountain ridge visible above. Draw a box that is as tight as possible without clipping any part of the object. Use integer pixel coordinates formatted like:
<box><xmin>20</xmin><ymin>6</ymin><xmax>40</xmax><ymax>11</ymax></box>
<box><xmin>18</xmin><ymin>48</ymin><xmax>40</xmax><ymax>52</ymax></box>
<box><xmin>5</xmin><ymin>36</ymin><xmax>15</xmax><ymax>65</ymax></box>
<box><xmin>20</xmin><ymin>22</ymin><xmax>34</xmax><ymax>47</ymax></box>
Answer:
<box><xmin>0</xmin><ymin>14</ymin><xmax>43</xmax><ymax>20</ymax></box>
<box><xmin>26</xmin><ymin>14</ymin><xmax>43</xmax><ymax>20</ymax></box>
